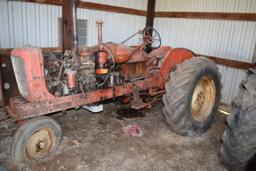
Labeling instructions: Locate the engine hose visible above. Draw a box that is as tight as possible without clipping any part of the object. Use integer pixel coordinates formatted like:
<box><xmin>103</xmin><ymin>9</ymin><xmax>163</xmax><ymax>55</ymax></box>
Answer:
<box><xmin>96</xmin><ymin>74</ymin><xmax>109</xmax><ymax>88</ymax></box>
<box><xmin>57</xmin><ymin>62</ymin><xmax>64</xmax><ymax>83</ymax></box>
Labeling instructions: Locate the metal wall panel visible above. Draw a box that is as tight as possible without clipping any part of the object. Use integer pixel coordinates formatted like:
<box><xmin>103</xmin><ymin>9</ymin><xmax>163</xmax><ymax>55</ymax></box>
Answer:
<box><xmin>156</xmin><ymin>0</ymin><xmax>256</xmax><ymax>12</ymax></box>
<box><xmin>155</xmin><ymin>19</ymin><xmax>256</xmax><ymax>63</ymax></box>
<box><xmin>0</xmin><ymin>1</ymin><xmax>61</xmax><ymax>48</ymax></box>
<box><xmin>77</xmin><ymin>8</ymin><xmax>145</xmax><ymax>46</ymax></box>
<box><xmin>155</xmin><ymin>0</ymin><xmax>256</xmax><ymax>103</ymax></box>
<box><xmin>0</xmin><ymin>0</ymin><xmax>145</xmax><ymax>48</ymax></box>
<box><xmin>78</xmin><ymin>0</ymin><xmax>147</xmax><ymax>45</ymax></box>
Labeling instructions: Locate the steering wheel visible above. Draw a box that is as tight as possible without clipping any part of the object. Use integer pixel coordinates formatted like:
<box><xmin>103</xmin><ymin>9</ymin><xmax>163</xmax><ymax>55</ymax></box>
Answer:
<box><xmin>142</xmin><ymin>26</ymin><xmax>161</xmax><ymax>49</ymax></box>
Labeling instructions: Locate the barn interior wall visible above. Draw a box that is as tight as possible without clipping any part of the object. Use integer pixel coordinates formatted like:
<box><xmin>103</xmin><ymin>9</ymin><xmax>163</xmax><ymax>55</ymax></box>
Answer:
<box><xmin>155</xmin><ymin>0</ymin><xmax>256</xmax><ymax>103</ymax></box>
<box><xmin>0</xmin><ymin>0</ymin><xmax>256</xmax><ymax>104</ymax></box>
<box><xmin>156</xmin><ymin>0</ymin><xmax>256</xmax><ymax>12</ymax></box>
<box><xmin>0</xmin><ymin>0</ymin><xmax>146</xmax><ymax>48</ymax></box>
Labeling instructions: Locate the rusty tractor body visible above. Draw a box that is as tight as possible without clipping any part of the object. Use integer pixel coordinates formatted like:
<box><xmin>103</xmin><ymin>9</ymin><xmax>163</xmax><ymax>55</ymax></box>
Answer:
<box><xmin>0</xmin><ymin>2</ymin><xmax>221</xmax><ymax>165</ymax></box>
<box><xmin>6</xmin><ymin>22</ymin><xmax>193</xmax><ymax>121</ymax></box>
<box><xmin>1</xmin><ymin>21</ymin><xmax>221</xmax><ymax>165</ymax></box>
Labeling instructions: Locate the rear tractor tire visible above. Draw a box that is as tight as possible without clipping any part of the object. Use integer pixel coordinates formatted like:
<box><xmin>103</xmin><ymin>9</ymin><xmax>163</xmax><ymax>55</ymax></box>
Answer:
<box><xmin>12</xmin><ymin>116</ymin><xmax>62</xmax><ymax>164</ymax></box>
<box><xmin>162</xmin><ymin>57</ymin><xmax>221</xmax><ymax>136</ymax></box>
<box><xmin>220</xmin><ymin>69</ymin><xmax>256</xmax><ymax>171</ymax></box>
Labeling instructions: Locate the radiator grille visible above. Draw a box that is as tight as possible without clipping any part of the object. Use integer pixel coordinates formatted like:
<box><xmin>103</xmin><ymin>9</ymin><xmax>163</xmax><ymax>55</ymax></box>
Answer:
<box><xmin>11</xmin><ymin>56</ymin><xmax>29</xmax><ymax>97</ymax></box>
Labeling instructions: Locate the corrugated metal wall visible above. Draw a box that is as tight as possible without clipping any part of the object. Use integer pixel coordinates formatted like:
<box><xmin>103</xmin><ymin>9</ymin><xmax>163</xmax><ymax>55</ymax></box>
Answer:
<box><xmin>156</xmin><ymin>0</ymin><xmax>256</xmax><ymax>12</ymax></box>
<box><xmin>0</xmin><ymin>1</ymin><xmax>61</xmax><ymax>48</ymax></box>
<box><xmin>78</xmin><ymin>0</ymin><xmax>147</xmax><ymax>46</ymax></box>
<box><xmin>0</xmin><ymin>0</ymin><xmax>255</xmax><ymax>103</ymax></box>
<box><xmin>77</xmin><ymin>9</ymin><xmax>145</xmax><ymax>46</ymax></box>
<box><xmin>0</xmin><ymin>0</ymin><xmax>146</xmax><ymax>48</ymax></box>
<box><xmin>155</xmin><ymin>0</ymin><xmax>256</xmax><ymax>103</ymax></box>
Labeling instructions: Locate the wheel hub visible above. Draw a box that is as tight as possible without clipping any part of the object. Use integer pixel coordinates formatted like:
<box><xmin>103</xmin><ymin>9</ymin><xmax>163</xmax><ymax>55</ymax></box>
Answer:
<box><xmin>38</xmin><ymin>140</ymin><xmax>47</xmax><ymax>150</ymax></box>
<box><xmin>191</xmin><ymin>76</ymin><xmax>216</xmax><ymax>123</ymax></box>
<box><xmin>26</xmin><ymin>128</ymin><xmax>56</xmax><ymax>159</ymax></box>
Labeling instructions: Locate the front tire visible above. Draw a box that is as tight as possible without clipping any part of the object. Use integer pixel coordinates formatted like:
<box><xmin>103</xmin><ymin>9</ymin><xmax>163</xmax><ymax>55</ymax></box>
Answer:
<box><xmin>12</xmin><ymin>116</ymin><xmax>62</xmax><ymax>164</ymax></box>
<box><xmin>162</xmin><ymin>57</ymin><xmax>221</xmax><ymax>136</ymax></box>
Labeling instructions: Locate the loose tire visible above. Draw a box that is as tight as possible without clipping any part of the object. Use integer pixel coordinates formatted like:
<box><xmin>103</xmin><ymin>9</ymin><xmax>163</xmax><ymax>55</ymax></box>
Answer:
<box><xmin>162</xmin><ymin>57</ymin><xmax>221</xmax><ymax>136</ymax></box>
<box><xmin>220</xmin><ymin>69</ymin><xmax>256</xmax><ymax>171</ymax></box>
<box><xmin>12</xmin><ymin>116</ymin><xmax>62</xmax><ymax>164</ymax></box>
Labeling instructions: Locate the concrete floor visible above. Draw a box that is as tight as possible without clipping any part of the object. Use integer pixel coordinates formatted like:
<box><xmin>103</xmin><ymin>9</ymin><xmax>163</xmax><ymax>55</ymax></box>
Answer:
<box><xmin>0</xmin><ymin>102</ymin><xmax>227</xmax><ymax>171</ymax></box>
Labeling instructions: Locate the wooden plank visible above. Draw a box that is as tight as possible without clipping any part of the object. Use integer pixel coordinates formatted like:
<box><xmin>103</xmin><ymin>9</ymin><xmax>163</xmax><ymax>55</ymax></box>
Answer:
<box><xmin>62</xmin><ymin>0</ymin><xmax>77</xmax><ymax>52</ymax></box>
<box><xmin>13</xmin><ymin>0</ymin><xmax>256</xmax><ymax>21</ymax></box>
<box><xmin>77</xmin><ymin>1</ymin><xmax>146</xmax><ymax>16</ymax></box>
<box><xmin>0</xmin><ymin>69</ymin><xmax>4</xmax><ymax>106</ymax></box>
<box><xmin>0</xmin><ymin>49</ymin><xmax>12</xmax><ymax>56</ymax></box>
<box><xmin>15</xmin><ymin>0</ymin><xmax>146</xmax><ymax>16</ymax></box>
<box><xmin>146</xmin><ymin>0</ymin><xmax>156</xmax><ymax>27</ymax></box>
<box><xmin>15</xmin><ymin>0</ymin><xmax>61</xmax><ymax>6</ymax></box>
<box><xmin>0</xmin><ymin>53</ymin><xmax>20</xmax><ymax>104</ymax></box>
<box><xmin>1</xmin><ymin>48</ymin><xmax>255</xmax><ymax>70</ymax></box>
<box><xmin>199</xmin><ymin>54</ymin><xmax>256</xmax><ymax>70</ymax></box>
<box><xmin>155</xmin><ymin>12</ymin><xmax>256</xmax><ymax>21</ymax></box>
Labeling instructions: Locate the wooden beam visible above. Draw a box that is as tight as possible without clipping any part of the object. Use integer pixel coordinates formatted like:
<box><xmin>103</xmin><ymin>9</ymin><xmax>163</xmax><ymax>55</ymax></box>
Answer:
<box><xmin>14</xmin><ymin>0</ymin><xmax>256</xmax><ymax>21</ymax></box>
<box><xmin>62</xmin><ymin>0</ymin><xmax>78</xmax><ymax>52</ymax></box>
<box><xmin>0</xmin><ymin>53</ymin><xmax>20</xmax><ymax>104</ymax></box>
<box><xmin>145</xmin><ymin>0</ymin><xmax>156</xmax><ymax>52</ymax></box>
<box><xmin>14</xmin><ymin>0</ymin><xmax>62</xmax><ymax>6</ymax></box>
<box><xmin>155</xmin><ymin>12</ymin><xmax>256</xmax><ymax>21</ymax></box>
<box><xmin>78</xmin><ymin>1</ymin><xmax>146</xmax><ymax>16</ymax></box>
<box><xmin>199</xmin><ymin>54</ymin><xmax>256</xmax><ymax>70</ymax></box>
<box><xmin>1</xmin><ymin>48</ymin><xmax>255</xmax><ymax>70</ymax></box>
<box><xmin>15</xmin><ymin>0</ymin><xmax>146</xmax><ymax>16</ymax></box>
<box><xmin>146</xmin><ymin>0</ymin><xmax>156</xmax><ymax>27</ymax></box>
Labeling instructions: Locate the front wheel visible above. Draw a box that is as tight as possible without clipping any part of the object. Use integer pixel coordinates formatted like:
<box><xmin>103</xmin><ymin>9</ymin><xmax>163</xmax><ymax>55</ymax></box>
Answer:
<box><xmin>12</xmin><ymin>116</ymin><xmax>62</xmax><ymax>164</ymax></box>
<box><xmin>162</xmin><ymin>57</ymin><xmax>221</xmax><ymax>136</ymax></box>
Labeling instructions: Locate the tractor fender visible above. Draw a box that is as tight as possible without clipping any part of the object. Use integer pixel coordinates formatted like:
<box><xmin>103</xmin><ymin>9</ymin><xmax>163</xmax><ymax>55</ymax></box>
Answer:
<box><xmin>160</xmin><ymin>48</ymin><xmax>194</xmax><ymax>81</ymax></box>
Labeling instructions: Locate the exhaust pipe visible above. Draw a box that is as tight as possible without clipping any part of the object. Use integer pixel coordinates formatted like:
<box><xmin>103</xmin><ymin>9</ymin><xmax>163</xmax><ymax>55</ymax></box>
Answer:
<box><xmin>96</xmin><ymin>20</ymin><xmax>104</xmax><ymax>51</ymax></box>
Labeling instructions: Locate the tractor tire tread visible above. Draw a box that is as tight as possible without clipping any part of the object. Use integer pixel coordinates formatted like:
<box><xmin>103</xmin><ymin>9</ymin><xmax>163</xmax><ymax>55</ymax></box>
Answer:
<box><xmin>162</xmin><ymin>56</ymin><xmax>221</xmax><ymax>136</ymax></box>
<box><xmin>220</xmin><ymin>70</ymin><xmax>256</xmax><ymax>171</ymax></box>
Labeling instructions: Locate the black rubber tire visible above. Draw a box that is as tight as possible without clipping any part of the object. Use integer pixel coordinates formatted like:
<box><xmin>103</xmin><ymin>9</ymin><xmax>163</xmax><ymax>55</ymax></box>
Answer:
<box><xmin>12</xmin><ymin>116</ymin><xmax>62</xmax><ymax>164</ymax></box>
<box><xmin>220</xmin><ymin>69</ymin><xmax>256</xmax><ymax>171</ymax></box>
<box><xmin>162</xmin><ymin>57</ymin><xmax>221</xmax><ymax>136</ymax></box>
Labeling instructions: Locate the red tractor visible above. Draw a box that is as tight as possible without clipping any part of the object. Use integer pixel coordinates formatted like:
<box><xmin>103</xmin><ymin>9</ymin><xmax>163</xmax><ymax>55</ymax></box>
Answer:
<box><xmin>0</xmin><ymin>8</ymin><xmax>221</xmax><ymax>165</ymax></box>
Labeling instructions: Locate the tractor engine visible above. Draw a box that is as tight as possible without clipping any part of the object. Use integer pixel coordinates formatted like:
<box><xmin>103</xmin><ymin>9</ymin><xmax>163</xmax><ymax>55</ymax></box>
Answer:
<box><xmin>10</xmin><ymin>22</ymin><xmax>163</xmax><ymax>102</ymax></box>
<box><xmin>43</xmin><ymin>21</ymin><xmax>158</xmax><ymax>97</ymax></box>
<box><xmin>44</xmin><ymin>54</ymin><xmax>95</xmax><ymax>96</ymax></box>
<box><xmin>44</xmin><ymin>50</ymin><xmax>124</xmax><ymax>96</ymax></box>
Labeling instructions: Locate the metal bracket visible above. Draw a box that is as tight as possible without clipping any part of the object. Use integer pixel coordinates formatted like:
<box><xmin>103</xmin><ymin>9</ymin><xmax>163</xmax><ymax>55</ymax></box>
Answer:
<box><xmin>131</xmin><ymin>87</ymin><xmax>148</xmax><ymax>109</ymax></box>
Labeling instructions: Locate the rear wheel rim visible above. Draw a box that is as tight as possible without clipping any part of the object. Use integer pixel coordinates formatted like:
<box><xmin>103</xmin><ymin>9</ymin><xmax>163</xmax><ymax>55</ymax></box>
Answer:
<box><xmin>191</xmin><ymin>75</ymin><xmax>216</xmax><ymax>123</ymax></box>
<box><xmin>26</xmin><ymin>128</ymin><xmax>57</xmax><ymax>160</ymax></box>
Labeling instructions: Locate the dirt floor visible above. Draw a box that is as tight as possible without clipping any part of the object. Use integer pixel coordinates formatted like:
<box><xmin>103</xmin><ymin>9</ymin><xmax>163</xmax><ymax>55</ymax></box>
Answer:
<box><xmin>0</xmin><ymin>102</ymin><xmax>227</xmax><ymax>171</ymax></box>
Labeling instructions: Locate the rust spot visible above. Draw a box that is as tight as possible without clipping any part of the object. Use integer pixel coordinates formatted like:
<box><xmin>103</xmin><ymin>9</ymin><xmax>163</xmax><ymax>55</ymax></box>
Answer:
<box><xmin>53</xmin><ymin>102</ymin><xmax>72</xmax><ymax>109</ymax></box>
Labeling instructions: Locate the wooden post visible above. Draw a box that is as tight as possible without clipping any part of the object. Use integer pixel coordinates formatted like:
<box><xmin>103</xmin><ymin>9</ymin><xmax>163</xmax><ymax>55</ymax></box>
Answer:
<box><xmin>145</xmin><ymin>0</ymin><xmax>156</xmax><ymax>53</ymax></box>
<box><xmin>62</xmin><ymin>0</ymin><xmax>78</xmax><ymax>54</ymax></box>
<box><xmin>0</xmin><ymin>70</ymin><xmax>4</xmax><ymax>106</ymax></box>
<box><xmin>146</xmin><ymin>0</ymin><xmax>156</xmax><ymax>27</ymax></box>
<box><xmin>253</xmin><ymin>43</ymin><xmax>256</xmax><ymax>64</ymax></box>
